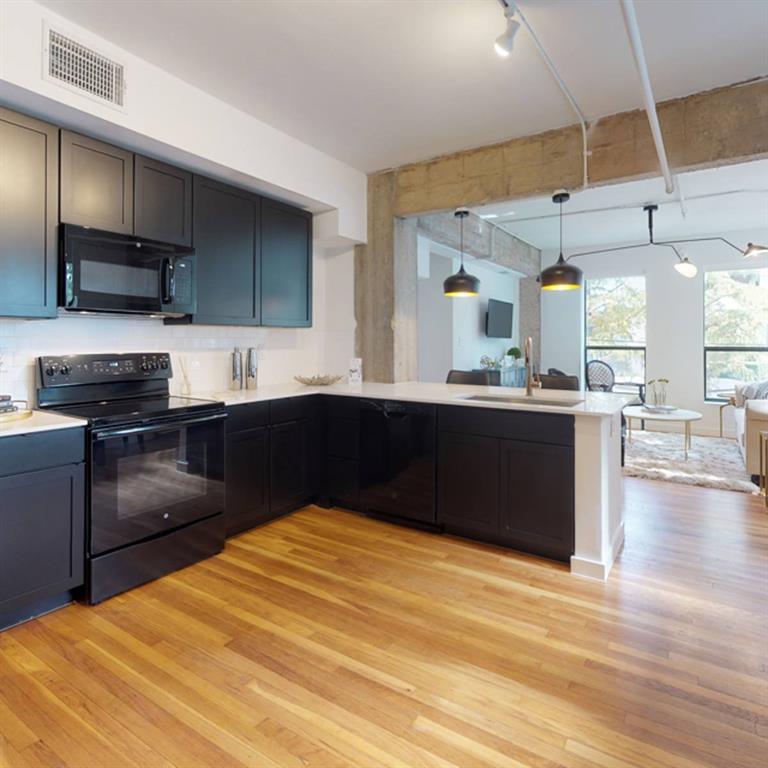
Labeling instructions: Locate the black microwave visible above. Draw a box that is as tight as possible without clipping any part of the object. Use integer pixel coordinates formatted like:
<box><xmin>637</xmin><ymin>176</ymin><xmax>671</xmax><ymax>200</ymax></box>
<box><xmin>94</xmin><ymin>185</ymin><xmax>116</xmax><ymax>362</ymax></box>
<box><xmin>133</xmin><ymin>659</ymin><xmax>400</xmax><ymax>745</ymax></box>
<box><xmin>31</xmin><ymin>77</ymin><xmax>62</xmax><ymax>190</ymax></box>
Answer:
<box><xmin>60</xmin><ymin>225</ymin><xmax>196</xmax><ymax>317</ymax></box>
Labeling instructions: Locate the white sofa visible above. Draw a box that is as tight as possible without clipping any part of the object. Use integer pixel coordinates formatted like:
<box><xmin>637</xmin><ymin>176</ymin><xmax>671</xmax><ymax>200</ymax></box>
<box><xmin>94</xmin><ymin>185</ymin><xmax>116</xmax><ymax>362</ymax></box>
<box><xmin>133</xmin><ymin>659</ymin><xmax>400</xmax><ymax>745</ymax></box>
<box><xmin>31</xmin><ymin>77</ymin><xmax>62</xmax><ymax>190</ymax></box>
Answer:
<box><xmin>733</xmin><ymin>382</ymin><xmax>768</xmax><ymax>478</ymax></box>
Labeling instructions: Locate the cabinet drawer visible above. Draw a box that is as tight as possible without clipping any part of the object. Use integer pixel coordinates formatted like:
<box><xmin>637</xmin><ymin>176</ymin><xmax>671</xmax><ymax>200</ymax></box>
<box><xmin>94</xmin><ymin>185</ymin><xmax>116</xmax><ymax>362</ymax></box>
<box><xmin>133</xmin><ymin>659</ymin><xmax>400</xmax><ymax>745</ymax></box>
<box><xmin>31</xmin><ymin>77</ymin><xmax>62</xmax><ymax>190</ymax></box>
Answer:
<box><xmin>270</xmin><ymin>395</ymin><xmax>318</xmax><ymax>425</ymax></box>
<box><xmin>226</xmin><ymin>402</ymin><xmax>269</xmax><ymax>433</ymax></box>
<box><xmin>438</xmin><ymin>405</ymin><xmax>574</xmax><ymax>447</ymax></box>
<box><xmin>0</xmin><ymin>428</ymin><xmax>85</xmax><ymax>477</ymax></box>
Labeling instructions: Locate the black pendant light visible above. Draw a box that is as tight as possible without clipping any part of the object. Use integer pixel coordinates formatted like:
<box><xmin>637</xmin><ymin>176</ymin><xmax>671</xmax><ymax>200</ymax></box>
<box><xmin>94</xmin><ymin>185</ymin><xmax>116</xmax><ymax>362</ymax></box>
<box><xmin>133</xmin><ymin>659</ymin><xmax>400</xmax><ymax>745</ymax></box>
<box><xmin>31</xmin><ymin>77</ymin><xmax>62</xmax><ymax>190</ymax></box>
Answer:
<box><xmin>444</xmin><ymin>208</ymin><xmax>480</xmax><ymax>297</ymax></box>
<box><xmin>540</xmin><ymin>191</ymin><xmax>583</xmax><ymax>291</ymax></box>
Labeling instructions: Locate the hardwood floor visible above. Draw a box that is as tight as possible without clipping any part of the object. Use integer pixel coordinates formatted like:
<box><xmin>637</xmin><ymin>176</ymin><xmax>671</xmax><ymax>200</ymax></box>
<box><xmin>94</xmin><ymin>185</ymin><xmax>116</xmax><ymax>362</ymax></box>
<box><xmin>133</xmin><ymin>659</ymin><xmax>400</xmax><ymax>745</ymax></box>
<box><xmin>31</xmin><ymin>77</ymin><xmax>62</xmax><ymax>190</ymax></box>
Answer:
<box><xmin>1</xmin><ymin>478</ymin><xmax>766</xmax><ymax>767</ymax></box>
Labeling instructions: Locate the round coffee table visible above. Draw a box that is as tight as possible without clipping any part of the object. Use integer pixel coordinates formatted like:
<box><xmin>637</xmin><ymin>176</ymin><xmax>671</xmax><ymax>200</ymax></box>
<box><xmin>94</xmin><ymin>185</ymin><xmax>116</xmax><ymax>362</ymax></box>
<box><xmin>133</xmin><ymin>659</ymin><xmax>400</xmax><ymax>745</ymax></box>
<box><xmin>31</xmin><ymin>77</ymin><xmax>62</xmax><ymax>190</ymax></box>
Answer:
<box><xmin>623</xmin><ymin>405</ymin><xmax>703</xmax><ymax>460</ymax></box>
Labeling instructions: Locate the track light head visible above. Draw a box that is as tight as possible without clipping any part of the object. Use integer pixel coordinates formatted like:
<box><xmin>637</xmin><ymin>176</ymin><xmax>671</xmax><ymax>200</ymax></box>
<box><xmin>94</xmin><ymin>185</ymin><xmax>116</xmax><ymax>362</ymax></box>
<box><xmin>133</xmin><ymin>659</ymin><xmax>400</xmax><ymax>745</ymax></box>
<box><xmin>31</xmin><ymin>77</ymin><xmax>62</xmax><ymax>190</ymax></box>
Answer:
<box><xmin>744</xmin><ymin>242</ymin><xmax>768</xmax><ymax>259</ymax></box>
<box><xmin>495</xmin><ymin>4</ymin><xmax>521</xmax><ymax>57</ymax></box>
<box><xmin>674</xmin><ymin>257</ymin><xmax>698</xmax><ymax>278</ymax></box>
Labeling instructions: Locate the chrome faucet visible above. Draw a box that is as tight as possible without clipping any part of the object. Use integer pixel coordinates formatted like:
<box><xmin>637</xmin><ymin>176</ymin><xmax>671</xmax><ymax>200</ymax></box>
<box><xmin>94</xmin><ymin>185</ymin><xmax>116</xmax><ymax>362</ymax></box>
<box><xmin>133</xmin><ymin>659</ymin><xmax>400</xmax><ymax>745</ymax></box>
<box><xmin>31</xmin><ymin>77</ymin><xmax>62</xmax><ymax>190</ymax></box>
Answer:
<box><xmin>524</xmin><ymin>336</ymin><xmax>534</xmax><ymax>396</ymax></box>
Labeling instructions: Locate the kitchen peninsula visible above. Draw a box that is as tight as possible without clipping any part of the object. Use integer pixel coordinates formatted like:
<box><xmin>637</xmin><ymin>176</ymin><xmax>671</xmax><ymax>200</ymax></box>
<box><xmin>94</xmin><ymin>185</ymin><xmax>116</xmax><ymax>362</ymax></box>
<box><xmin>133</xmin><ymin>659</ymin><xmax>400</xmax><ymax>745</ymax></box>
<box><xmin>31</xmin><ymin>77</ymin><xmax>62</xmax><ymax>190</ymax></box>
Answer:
<box><xmin>203</xmin><ymin>381</ymin><xmax>632</xmax><ymax>581</ymax></box>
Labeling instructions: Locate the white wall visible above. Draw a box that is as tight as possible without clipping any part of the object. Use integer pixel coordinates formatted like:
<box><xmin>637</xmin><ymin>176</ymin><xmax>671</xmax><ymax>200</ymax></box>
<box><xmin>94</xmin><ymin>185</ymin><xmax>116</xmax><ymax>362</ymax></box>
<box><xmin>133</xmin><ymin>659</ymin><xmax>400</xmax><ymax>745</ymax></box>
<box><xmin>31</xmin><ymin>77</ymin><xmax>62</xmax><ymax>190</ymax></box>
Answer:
<box><xmin>417</xmin><ymin>252</ymin><xmax>454</xmax><ymax>382</ymax></box>
<box><xmin>416</xmin><ymin>245</ymin><xmax>521</xmax><ymax>382</ymax></box>
<box><xmin>0</xmin><ymin>246</ymin><xmax>356</xmax><ymax>403</ymax></box>
<box><xmin>452</xmin><ymin>259</ymin><xmax>521</xmax><ymax>372</ymax></box>
<box><xmin>541</xmin><ymin>230</ymin><xmax>768</xmax><ymax>436</ymax></box>
<box><xmin>0</xmin><ymin>0</ymin><xmax>366</xmax><ymax>243</ymax></box>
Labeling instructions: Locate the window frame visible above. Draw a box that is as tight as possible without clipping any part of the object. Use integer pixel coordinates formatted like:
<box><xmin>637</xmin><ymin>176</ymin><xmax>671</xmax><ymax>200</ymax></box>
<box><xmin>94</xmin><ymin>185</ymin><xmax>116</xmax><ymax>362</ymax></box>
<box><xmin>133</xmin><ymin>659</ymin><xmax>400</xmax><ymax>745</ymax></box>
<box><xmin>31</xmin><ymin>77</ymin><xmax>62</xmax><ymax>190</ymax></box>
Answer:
<box><xmin>584</xmin><ymin>276</ymin><xmax>647</xmax><ymax>388</ymax></box>
<box><xmin>703</xmin><ymin>267</ymin><xmax>768</xmax><ymax>403</ymax></box>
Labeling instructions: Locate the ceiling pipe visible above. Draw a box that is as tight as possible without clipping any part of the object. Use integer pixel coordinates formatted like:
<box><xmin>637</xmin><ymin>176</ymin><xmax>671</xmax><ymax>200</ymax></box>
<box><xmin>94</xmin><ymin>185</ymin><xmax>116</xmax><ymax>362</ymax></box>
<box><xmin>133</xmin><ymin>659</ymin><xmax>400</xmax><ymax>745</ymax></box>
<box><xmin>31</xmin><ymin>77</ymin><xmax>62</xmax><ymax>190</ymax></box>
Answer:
<box><xmin>620</xmin><ymin>0</ymin><xmax>675</xmax><ymax>195</ymax></box>
<box><xmin>496</xmin><ymin>0</ymin><xmax>590</xmax><ymax>189</ymax></box>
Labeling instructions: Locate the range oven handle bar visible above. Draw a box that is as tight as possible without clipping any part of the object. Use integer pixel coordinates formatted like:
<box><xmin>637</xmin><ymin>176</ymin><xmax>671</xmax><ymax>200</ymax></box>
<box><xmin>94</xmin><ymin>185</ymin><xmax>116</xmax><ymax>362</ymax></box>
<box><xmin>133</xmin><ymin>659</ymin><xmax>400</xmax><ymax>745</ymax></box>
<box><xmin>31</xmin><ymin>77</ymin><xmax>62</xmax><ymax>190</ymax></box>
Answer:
<box><xmin>92</xmin><ymin>411</ymin><xmax>227</xmax><ymax>441</ymax></box>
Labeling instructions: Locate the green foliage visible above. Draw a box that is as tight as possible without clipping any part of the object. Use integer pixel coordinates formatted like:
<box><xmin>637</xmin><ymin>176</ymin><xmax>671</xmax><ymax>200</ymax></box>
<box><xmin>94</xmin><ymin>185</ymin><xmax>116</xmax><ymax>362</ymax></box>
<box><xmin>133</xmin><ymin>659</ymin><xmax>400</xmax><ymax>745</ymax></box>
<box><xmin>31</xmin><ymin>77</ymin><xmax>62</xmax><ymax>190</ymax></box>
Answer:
<box><xmin>705</xmin><ymin>268</ymin><xmax>768</xmax><ymax>392</ymax></box>
<box><xmin>586</xmin><ymin>276</ymin><xmax>646</xmax><ymax>346</ymax></box>
<box><xmin>506</xmin><ymin>346</ymin><xmax>522</xmax><ymax>359</ymax></box>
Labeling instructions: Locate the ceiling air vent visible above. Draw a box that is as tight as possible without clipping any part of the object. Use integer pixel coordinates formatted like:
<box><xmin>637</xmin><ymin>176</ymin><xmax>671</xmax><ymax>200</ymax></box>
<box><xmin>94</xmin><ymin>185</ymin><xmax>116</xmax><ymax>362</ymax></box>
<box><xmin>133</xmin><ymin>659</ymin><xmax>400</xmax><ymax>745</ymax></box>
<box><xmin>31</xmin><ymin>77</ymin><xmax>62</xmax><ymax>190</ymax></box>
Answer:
<box><xmin>45</xmin><ymin>27</ymin><xmax>126</xmax><ymax>108</ymax></box>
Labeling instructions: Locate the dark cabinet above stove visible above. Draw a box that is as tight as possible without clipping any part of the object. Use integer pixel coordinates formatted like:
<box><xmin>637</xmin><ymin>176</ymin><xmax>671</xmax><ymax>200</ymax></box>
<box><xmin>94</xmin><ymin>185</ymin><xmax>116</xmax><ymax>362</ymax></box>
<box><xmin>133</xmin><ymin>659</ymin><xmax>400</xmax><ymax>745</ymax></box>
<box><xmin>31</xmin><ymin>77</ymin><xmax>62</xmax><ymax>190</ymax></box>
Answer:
<box><xmin>60</xmin><ymin>131</ymin><xmax>134</xmax><ymax>234</ymax></box>
<box><xmin>0</xmin><ymin>106</ymin><xmax>58</xmax><ymax>319</ymax></box>
<box><xmin>134</xmin><ymin>155</ymin><xmax>192</xmax><ymax>246</ymax></box>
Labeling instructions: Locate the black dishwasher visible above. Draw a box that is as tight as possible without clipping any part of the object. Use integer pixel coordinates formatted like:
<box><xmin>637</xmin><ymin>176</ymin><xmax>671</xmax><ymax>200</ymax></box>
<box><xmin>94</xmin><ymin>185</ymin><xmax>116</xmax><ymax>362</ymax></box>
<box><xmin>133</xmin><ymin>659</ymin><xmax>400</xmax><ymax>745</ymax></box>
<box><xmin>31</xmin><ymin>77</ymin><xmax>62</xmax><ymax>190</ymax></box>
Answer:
<box><xmin>359</xmin><ymin>400</ymin><xmax>436</xmax><ymax>524</ymax></box>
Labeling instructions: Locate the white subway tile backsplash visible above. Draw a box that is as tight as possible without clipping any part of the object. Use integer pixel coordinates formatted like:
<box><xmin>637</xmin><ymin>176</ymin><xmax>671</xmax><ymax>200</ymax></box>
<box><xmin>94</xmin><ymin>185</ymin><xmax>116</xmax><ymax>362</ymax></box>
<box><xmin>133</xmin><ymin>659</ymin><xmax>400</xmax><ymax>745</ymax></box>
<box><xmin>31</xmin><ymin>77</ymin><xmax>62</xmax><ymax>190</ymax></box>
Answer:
<box><xmin>0</xmin><ymin>313</ymin><xmax>349</xmax><ymax>404</ymax></box>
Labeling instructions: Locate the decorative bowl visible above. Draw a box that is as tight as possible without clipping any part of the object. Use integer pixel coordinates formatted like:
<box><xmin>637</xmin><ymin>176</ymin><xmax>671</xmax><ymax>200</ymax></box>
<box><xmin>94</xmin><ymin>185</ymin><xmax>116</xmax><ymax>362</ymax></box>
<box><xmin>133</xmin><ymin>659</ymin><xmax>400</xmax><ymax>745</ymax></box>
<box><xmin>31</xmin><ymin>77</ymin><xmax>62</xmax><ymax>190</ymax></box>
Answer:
<box><xmin>294</xmin><ymin>374</ymin><xmax>343</xmax><ymax>386</ymax></box>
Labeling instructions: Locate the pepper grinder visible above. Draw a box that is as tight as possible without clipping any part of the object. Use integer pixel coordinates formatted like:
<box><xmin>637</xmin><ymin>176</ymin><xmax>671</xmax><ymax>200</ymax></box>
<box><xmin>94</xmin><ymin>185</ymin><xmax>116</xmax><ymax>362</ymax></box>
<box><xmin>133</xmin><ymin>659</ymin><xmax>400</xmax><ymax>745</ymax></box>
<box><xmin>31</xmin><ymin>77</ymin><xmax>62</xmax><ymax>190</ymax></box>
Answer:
<box><xmin>246</xmin><ymin>347</ymin><xmax>258</xmax><ymax>390</ymax></box>
<box><xmin>230</xmin><ymin>347</ymin><xmax>243</xmax><ymax>390</ymax></box>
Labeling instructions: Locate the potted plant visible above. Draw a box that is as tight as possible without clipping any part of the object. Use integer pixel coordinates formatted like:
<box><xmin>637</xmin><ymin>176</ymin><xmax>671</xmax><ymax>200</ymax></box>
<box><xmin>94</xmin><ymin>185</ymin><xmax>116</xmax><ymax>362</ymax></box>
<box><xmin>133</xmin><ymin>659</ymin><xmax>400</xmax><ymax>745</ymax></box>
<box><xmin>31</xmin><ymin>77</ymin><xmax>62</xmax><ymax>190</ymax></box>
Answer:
<box><xmin>506</xmin><ymin>346</ymin><xmax>522</xmax><ymax>368</ymax></box>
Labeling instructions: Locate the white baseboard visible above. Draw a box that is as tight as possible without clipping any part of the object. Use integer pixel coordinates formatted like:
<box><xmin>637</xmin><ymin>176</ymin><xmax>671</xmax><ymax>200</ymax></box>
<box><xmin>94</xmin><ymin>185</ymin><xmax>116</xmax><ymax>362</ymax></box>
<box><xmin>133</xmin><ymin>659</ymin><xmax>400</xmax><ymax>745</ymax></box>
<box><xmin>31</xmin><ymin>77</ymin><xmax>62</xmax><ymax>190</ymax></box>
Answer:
<box><xmin>570</xmin><ymin>556</ymin><xmax>608</xmax><ymax>581</ymax></box>
<box><xmin>570</xmin><ymin>521</ymin><xmax>625</xmax><ymax>581</ymax></box>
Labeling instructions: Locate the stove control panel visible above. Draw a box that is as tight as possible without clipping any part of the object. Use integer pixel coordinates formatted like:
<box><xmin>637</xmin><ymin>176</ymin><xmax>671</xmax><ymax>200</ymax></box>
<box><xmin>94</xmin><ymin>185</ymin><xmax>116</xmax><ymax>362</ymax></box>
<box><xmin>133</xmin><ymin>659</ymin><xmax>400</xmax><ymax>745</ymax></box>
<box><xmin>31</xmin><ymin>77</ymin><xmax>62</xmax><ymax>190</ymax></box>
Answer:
<box><xmin>38</xmin><ymin>353</ymin><xmax>173</xmax><ymax>386</ymax></box>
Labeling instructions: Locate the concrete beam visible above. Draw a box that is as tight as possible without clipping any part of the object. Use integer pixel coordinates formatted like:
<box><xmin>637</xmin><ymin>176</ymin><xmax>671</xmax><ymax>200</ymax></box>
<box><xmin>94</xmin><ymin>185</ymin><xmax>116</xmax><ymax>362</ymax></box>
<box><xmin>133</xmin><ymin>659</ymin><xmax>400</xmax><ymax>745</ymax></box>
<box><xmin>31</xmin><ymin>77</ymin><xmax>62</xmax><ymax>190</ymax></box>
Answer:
<box><xmin>416</xmin><ymin>212</ymin><xmax>539</xmax><ymax>278</ymax></box>
<box><xmin>356</xmin><ymin>79</ymin><xmax>768</xmax><ymax>383</ymax></box>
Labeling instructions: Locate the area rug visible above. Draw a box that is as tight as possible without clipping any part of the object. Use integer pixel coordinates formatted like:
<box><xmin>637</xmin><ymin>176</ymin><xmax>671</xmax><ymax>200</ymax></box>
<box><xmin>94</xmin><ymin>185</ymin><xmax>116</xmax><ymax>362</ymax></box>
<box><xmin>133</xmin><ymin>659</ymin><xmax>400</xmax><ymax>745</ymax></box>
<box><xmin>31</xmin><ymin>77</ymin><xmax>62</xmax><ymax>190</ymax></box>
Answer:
<box><xmin>623</xmin><ymin>430</ymin><xmax>759</xmax><ymax>494</ymax></box>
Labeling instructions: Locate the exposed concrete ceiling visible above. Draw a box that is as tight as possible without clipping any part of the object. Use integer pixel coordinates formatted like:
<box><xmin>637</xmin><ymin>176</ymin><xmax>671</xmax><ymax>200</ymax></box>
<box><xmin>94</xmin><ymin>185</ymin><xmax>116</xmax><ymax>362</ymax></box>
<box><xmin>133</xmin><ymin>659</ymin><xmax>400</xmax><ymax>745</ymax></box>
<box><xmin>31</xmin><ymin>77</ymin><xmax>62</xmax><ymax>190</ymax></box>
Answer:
<box><xmin>472</xmin><ymin>159</ymin><xmax>768</xmax><ymax>250</ymax></box>
<box><xmin>37</xmin><ymin>0</ymin><xmax>768</xmax><ymax>173</ymax></box>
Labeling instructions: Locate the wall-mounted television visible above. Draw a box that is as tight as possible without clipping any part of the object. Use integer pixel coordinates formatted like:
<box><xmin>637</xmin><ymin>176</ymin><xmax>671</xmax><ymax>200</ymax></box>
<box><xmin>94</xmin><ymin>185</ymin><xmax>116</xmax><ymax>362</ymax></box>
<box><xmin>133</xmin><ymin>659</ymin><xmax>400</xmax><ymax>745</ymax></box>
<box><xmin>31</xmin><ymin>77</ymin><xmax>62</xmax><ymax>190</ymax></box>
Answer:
<box><xmin>486</xmin><ymin>298</ymin><xmax>514</xmax><ymax>338</ymax></box>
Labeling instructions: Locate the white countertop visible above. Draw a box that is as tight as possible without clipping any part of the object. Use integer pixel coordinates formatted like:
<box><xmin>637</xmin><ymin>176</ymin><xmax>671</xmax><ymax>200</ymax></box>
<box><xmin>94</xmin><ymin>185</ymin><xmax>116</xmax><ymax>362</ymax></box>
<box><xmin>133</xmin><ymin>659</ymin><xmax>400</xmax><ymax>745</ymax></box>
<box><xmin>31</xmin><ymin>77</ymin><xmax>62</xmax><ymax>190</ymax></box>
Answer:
<box><xmin>194</xmin><ymin>381</ymin><xmax>634</xmax><ymax>418</ymax></box>
<box><xmin>0</xmin><ymin>410</ymin><xmax>88</xmax><ymax>438</ymax></box>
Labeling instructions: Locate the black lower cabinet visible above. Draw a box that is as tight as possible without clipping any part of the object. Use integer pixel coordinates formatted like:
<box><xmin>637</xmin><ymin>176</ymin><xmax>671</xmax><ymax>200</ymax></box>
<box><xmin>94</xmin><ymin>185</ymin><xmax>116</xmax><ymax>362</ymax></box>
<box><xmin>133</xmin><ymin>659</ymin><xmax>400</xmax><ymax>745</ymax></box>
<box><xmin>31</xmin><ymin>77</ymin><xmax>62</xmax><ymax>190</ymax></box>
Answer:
<box><xmin>437</xmin><ymin>432</ymin><xmax>500</xmax><ymax>538</ymax></box>
<box><xmin>499</xmin><ymin>439</ymin><xmax>574</xmax><ymax>561</ymax></box>
<box><xmin>224</xmin><ymin>397</ymin><xmax>323</xmax><ymax>536</ymax></box>
<box><xmin>436</xmin><ymin>406</ymin><xmax>575</xmax><ymax>562</ymax></box>
<box><xmin>225</xmin><ymin>426</ymin><xmax>269</xmax><ymax>536</ymax></box>
<box><xmin>327</xmin><ymin>456</ymin><xmax>360</xmax><ymax>508</ymax></box>
<box><xmin>270</xmin><ymin>419</ymin><xmax>311</xmax><ymax>513</ymax></box>
<box><xmin>0</xmin><ymin>434</ymin><xmax>85</xmax><ymax>630</ymax></box>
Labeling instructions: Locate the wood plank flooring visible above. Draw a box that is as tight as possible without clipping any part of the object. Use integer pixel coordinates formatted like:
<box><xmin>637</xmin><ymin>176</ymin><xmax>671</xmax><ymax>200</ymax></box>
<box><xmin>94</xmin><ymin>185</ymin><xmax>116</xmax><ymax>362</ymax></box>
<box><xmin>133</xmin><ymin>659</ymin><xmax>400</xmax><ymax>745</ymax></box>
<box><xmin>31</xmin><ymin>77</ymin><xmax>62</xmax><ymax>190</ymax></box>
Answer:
<box><xmin>1</xmin><ymin>478</ymin><xmax>766</xmax><ymax>767</ymax></box>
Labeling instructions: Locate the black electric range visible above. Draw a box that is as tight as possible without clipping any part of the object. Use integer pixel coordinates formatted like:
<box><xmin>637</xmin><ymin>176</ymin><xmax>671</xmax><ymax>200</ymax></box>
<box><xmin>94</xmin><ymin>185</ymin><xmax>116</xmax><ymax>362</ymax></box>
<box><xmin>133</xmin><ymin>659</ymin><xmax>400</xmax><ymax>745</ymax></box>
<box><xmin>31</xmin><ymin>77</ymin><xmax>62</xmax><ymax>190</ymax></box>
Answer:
<box><xmin>37</xmin><ymin>352</ymin><xmax>227</xmax><ymax>604</ymax></box>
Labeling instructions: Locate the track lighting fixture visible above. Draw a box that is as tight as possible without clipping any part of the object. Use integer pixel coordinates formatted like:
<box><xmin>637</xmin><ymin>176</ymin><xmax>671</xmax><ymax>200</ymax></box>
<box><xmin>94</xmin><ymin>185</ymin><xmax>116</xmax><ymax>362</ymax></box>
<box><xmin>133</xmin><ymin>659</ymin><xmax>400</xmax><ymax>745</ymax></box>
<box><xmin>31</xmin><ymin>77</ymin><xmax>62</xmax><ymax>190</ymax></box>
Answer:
<box><xmin>494</xmin><ymin>3</ymin><xmax>521</xmax><ymax>58</ymax></box>
<box><xmin>444</xmin><ymin>208</ymin><xmax>480</xmax><ymax>297</ymax></box>
<box><xmin>539</xmin><ymin>200</ymin><xmax>709</xmax><ymax>291</ymax></box>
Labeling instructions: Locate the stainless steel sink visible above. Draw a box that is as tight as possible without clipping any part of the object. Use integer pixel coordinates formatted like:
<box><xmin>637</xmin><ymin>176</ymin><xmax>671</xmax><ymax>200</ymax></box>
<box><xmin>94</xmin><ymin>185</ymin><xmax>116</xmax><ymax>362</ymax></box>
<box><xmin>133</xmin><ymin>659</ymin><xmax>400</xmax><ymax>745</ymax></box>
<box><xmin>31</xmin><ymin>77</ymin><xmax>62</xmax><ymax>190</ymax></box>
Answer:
<box><xmin>457</xmin><ymin>394</ymin><xmax>584</xmax><ymax>408</ymax></box>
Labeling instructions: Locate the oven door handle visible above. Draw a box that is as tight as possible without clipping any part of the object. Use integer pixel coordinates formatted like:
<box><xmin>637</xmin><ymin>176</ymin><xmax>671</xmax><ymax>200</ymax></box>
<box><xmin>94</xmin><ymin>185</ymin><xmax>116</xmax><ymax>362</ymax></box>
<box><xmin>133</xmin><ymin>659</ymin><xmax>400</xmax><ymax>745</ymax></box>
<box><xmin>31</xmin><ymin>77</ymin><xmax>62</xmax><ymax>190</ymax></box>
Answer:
<box><xmin>92</xmin><ymin>411</ymin><xmax>227</xmax><ymax>441</ymax></box>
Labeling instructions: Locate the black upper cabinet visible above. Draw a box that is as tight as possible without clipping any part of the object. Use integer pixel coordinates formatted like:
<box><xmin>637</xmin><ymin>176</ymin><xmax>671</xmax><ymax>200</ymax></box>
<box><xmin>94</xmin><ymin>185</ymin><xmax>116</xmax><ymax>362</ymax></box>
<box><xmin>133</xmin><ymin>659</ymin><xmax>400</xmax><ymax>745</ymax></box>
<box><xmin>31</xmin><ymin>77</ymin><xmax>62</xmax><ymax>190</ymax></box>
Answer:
<box><xmin>134</xmin><ymin>156</ymin><xmax>192</xmax><ymax>246</ymax></box>
<box><xmin>0</xmin><ymin>107</ymin><xmax>58</xmax><ymax>319</ymax></box>
<box><xmin>60</xmin><ymin>131</ymin><xmax>133</xmax><ymax>233</ymax></box>
<box><xmin>261</xmin><ymin>198</ymin><xmax>312</xmax><ymax>327</ymax></box>
<box><xmin>192</xmin><ymin>176</ymin><xmax>260</xmax><ymax>325</ymax></box>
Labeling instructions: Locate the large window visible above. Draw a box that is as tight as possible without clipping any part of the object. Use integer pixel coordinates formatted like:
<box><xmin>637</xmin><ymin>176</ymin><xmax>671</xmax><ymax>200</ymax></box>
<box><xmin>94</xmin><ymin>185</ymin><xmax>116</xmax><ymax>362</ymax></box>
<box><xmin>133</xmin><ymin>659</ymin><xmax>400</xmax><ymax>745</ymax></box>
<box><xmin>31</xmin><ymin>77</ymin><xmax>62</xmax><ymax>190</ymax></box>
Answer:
<box><xmin>586</xmin><ymin>276</ymin><xmax>646</xmax><ymax>385</ymax></box>
<box><xmin>704</xmin><ymin>267</ymin><xmax>768</xmax><ymax>400</ymax></box>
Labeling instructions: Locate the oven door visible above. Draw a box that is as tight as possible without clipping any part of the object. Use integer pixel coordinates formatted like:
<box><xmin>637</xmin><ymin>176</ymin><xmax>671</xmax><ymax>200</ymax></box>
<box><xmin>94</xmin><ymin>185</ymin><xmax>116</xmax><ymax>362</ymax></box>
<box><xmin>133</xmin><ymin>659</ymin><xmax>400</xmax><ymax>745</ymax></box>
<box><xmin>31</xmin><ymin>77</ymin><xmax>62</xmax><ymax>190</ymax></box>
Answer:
<box><xmin>90</xmin><ymin>412</ymin><xmax>226</xmax><ymax>556</ymax></box>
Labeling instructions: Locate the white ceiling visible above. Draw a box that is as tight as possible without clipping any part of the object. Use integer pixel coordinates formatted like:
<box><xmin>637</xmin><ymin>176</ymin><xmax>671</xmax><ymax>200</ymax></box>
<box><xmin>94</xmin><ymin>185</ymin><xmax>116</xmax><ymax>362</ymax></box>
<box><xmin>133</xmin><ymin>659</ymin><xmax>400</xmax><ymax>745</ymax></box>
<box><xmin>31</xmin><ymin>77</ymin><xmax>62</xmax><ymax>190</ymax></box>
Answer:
<box><xmin>38</xmin><ymin>0</ymin><xmax>768</xmax><ymax>173</ymax></box>
<box><xmin>472</xmin><ymin>160</ymin><xmax>768</xmax><ymax>250</ymax></box>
